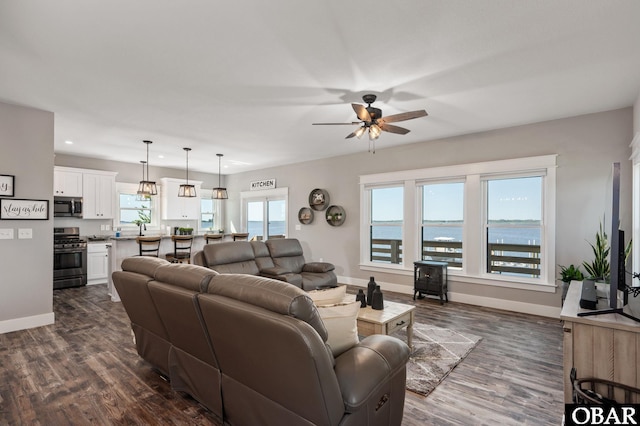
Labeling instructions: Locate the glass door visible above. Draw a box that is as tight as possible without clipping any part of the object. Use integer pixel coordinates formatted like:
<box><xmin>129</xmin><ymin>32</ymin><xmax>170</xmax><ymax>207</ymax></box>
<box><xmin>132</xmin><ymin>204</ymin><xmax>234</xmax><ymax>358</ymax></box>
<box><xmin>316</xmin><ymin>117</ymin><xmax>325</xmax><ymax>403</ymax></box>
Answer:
<box><xmin>242</xmin><ymin>188</ymin><xmax>288</xmax><ymax>241</ymax></box>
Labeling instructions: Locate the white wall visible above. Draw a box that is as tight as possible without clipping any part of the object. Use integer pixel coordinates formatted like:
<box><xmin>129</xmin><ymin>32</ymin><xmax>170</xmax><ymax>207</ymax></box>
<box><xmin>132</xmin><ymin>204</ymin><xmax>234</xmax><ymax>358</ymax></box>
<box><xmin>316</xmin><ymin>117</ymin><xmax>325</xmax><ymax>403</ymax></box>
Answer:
<box><xmin>0</xmin><ymin>101</ymin><xmax>55</xmax><ymax>333</ymax></box>
<box><xmin>226</xmin><ymin>108</ymin><xmax>633</xmax><ymax>316</ymax></box>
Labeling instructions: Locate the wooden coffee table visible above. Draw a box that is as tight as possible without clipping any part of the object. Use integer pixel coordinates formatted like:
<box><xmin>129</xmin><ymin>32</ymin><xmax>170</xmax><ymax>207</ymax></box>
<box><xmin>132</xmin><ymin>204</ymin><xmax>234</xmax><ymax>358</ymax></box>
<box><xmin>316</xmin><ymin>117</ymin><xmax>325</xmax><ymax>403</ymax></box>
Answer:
<box><xmin>357</xmin><ymin>300</ymin><xmax>416</xmax><ymax>349</ymax></box>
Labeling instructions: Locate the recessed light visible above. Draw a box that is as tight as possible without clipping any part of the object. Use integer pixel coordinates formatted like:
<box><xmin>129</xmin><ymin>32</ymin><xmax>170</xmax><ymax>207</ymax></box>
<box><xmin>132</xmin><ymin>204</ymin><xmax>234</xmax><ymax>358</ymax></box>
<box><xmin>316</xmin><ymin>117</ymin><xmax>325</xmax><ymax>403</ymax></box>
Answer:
<box><xmin>64</xmin><ymin>140</ymin><xmax>74</xmax><ymax>145</ymax></box>
<box><xmin>158</xmin><ymin>155</ymin><xmax>164</xmax><ymax>159</ymax></box>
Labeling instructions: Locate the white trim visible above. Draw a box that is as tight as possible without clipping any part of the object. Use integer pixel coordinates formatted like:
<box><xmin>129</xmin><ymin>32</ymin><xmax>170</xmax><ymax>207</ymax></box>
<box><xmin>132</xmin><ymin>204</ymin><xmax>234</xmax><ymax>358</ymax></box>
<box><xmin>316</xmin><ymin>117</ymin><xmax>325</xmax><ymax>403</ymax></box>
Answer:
<box><xmin>0</xmin><ymin>312</ymin><xmax>55</xmax><ymax>334</ymax></box>
<box><xmin>337</xmin><ymin>275</ymin><xmax>560</xmax><ymax>318</ymax></box>
<box><xmin>358</xmin><ymin>155</ymin><xmax>557</xmax><ymax>287</ymax></box>
<box><xmin>359</xmin><ymin>154</ymin><xmax>557</xmax><ymax>184</ymax></box>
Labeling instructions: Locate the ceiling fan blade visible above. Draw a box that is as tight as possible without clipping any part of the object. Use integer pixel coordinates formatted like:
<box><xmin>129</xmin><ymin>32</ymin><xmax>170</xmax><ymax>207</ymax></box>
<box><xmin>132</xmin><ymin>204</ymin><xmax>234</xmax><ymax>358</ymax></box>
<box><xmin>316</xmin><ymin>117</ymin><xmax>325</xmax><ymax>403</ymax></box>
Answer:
<box><xmin>379</xmin><ymin>123</ymin><xmax>411</xmax><ymax>135</ymax></box>
<box><xmin>312</xmin><ymin>122</ymin><xmax>360</xmax><ymax>125</ymax></box>
<box><xmin>379</xmin><ymin>110</ymin><xmax>428</xmax><ymax>124</ymax></box>
<box><xmin>345</xmin><ymin>131</ymin><xmax>357</xmax><ymax>139</ymax></box>
<box><xmin>352</xmin><ymin>103</ymin><xmax>372</xmax><ymax>122</ymax></box>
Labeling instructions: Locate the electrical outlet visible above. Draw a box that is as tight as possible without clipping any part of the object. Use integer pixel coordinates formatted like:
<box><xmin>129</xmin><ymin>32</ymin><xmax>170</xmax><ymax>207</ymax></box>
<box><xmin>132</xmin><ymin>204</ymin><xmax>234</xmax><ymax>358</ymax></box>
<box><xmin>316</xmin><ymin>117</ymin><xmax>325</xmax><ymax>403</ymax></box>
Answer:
<box><xmin>105</xmin><ymin>224</ymin><xmax>110</xmax><ymax>231</ymax></box>
<box><xmin>100</xmin><ymin>225</ymin><xmax>106</xmax><ymax>231</ymax></box>
<box><xmin>295</xmin><ymin>224</ymin><xmax>301</xmax><ymax>231</ymax></box>
<box><xmin>0</xmin><ymin>228</ymin><xmax>14</xmax><ymax>239</ymax></box>
<box><xmin>18</xmin><ymin>228</ymin><xmax>32</xmax><ymax>239</ymax></box>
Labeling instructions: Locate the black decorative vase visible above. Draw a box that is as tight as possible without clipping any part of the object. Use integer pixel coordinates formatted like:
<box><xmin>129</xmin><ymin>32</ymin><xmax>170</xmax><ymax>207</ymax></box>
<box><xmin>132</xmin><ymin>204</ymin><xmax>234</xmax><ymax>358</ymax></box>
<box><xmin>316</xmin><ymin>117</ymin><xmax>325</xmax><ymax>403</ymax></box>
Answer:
<box><xmin>371</xmin><ymin>285</ymin><xmax>384</xmax><ymax>310</ymax></box>
<box><xmin>366</xmin><ymin>277</ymin><xmax>377</xmax><ymax>306</ymax></box>
<box><xmin>355</xmin><ymin>289</ymin><xmax>367</xmax><ymax>308</ymax></box>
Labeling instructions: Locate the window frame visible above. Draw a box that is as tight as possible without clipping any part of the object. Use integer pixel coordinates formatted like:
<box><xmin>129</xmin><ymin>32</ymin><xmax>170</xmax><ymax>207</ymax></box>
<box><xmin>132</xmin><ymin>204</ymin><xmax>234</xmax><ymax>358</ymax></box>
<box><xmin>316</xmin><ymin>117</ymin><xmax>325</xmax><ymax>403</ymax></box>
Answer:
<box><xmin>115</xmin><ymin>182</ymin><xmax>160</xmax><ymax>230</ymax></box>
<box><xmin>239</xmin><ymin>187</ymin><xmax>289</xmax><ymax>240</ymax></box>
<box><xmin>359</xmin><ymin>155</ymin><xmax>556</xmax><ymax>292</ymax></box>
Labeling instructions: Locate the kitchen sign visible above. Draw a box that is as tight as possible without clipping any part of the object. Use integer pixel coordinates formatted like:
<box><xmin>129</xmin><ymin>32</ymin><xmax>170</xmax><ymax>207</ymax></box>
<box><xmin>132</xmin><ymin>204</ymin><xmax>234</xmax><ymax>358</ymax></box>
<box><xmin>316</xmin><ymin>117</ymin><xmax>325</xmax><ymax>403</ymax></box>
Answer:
<box><xmin>0</xmin><ymin>199</ymin><xmax>49</xmax><ymax>220</ymax></box>
<box><xmin>250</xmin><ymin>179</ymin><xmax>276</xmax><ymax>191</ymax></box>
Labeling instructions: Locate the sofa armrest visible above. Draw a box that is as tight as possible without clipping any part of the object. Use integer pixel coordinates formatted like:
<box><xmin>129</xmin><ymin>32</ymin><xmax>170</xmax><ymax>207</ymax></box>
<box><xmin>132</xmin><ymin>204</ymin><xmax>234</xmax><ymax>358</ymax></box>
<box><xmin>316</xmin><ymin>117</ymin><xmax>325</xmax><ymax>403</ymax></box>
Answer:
<box><xmin>193</xmin><ymin>251</ymin><xmax>205</xmax><ymax>267</ymax></box>
<box><xmin>303</xmin><ymin>262</ymin><xmax>335</xmax><ymax>273</ymax></box>
<box><xmin>333</xmin><ymin>334</ymin><xmax>410</xmax><ymax>411</ymax></box>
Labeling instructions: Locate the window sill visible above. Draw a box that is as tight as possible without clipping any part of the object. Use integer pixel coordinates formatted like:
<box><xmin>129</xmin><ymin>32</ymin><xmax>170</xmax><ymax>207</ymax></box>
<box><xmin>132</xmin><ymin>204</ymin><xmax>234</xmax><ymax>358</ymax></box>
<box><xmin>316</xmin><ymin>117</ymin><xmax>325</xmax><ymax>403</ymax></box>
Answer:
<box><xmin>359</xmin><ymin>263</ymin><xmax>557</xmax><ymax>293</ymax></box>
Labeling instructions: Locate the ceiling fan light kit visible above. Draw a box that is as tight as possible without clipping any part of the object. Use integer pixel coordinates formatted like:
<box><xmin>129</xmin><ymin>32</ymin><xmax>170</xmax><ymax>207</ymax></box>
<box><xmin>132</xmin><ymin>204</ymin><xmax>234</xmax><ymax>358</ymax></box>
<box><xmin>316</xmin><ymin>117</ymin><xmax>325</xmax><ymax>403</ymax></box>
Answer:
<box><xmin>212</xmin><ymin>153</ymin><xmax>228</xmax><ymax>200</ymax></box>
<box><xmin>313</xmin><ymin>93</ymin><xmax>428</xmax><ymax>152</ymax></box>
<box><xmin>178</xmin><ymin>147</ymin><xmax>197</xmax><ymax>197</ymax></box>
<box><xmin>137</xmin><ymin>140</ymin><xmax>158</xmax><ymax>197</ymax></box>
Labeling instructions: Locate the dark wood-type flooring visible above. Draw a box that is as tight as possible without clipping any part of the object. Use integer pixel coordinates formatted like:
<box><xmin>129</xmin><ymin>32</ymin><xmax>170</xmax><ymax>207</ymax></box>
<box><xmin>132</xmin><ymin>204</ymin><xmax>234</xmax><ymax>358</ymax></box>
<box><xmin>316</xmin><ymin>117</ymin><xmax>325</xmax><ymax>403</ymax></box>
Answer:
<box><xmin>0</xmin><ymin>284</ymin><xmax>564</xmax><ymax>425</ymax></box>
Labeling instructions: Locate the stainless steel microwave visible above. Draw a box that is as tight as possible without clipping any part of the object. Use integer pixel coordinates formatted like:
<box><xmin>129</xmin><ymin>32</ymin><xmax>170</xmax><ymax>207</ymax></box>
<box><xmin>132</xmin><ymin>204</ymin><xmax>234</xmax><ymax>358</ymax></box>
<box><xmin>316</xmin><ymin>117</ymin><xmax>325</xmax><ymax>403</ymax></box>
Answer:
<box><xmin>54</xmin><ymin>198</ymin><xmax>83</xmax><ymax>217</ymax></box>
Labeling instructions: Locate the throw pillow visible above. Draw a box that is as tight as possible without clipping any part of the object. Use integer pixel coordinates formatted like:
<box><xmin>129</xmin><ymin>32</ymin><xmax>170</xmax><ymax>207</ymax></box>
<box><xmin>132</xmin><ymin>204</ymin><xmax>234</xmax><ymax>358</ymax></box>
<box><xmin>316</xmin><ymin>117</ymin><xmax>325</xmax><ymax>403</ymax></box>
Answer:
<box><xmin>316</xmin><ymin>301</ymin><xmax>360</xmax><ymax>356</ymax></box>
<box><xmin>307</xmin><ymin>285</ymin><xmax>347</xmax><ymax>306</ymax></box>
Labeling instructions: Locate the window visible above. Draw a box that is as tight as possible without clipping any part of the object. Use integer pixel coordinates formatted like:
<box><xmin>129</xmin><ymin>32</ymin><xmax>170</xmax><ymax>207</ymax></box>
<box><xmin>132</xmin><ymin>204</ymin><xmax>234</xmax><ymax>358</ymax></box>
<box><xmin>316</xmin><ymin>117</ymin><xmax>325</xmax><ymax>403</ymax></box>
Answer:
<box><xmin>199</xmin><ymin>189</ymin><xmax>223</xmax><ymax>232</ymax></box>
<box><xmin>484</xmin><ymin>175</ymin><xmax>542</xmax><ymax>278</ymax></box>
<box><xmin>359</xmin><ymin>155</ymin><xmax>556</xmax><ymax>290</ymax></box>
<box><xmin>240</xmin><ymin>188</ymin><xmax>288</xmax><ymax>240</ymax></box>
<box><xmin>117</xmin><ymin>183</ymin><xmax>158</xmax><ymax>228</ymax></box>
<box><xmin>421</xmin><ymin>182</ymin><xmax>464</xmax><ymax>268</ymax></box>
<box><xmin>369</xmin><ymin>186</ymin><xmax>404</xmax><ymax>264</ymax></box>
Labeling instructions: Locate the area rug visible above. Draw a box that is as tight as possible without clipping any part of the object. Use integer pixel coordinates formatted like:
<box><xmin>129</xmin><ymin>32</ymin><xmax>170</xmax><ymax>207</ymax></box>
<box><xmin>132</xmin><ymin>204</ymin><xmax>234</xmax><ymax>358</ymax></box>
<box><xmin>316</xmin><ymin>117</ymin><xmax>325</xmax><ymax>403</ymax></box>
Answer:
<box><xmin>392</xmin><ymin>324</ymin><xmax>482</xmax><ymax>396</ymax></box>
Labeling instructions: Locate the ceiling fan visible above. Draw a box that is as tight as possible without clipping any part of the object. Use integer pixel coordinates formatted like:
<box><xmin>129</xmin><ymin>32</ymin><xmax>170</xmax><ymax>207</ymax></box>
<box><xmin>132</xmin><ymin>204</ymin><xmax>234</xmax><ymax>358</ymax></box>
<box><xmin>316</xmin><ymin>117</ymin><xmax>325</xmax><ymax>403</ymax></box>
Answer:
<box><xmin>313</xmin><ymin>94</ymin><xmax>428</xmax><ymax>147</ymax></box>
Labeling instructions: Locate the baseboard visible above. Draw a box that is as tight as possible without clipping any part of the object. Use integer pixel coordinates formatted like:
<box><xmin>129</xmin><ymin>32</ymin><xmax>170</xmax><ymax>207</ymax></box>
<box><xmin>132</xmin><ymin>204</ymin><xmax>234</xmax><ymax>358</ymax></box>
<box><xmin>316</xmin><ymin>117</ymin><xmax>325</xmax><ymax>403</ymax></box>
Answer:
<box><xmin>337</xmin><ymin>275</ymin><xmax>562</xmax><ymax>319</ymax></box>
<box><xmin>0</xmin><ymin>312</ymin><xmax>55</xmax><ymax>334</ymax></box>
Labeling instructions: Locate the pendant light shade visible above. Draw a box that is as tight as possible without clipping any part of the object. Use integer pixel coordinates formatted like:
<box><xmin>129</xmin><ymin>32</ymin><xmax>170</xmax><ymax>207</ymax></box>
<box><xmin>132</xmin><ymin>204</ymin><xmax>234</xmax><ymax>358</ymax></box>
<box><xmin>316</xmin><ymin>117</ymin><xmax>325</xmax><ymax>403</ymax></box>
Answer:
<box><xmin>137</xmin><ymin>140</ymin><xmax>158</xmax><ymax>196</ymax></box>
<box><xmin>212</xmin><ymin>153</ymin><xmax>228</xmax><ymax>200</ymax></box>
<box><xmin>178</xmin><ymin>147</ymin><xmax>197</xmax><ymax>197</ymax></box>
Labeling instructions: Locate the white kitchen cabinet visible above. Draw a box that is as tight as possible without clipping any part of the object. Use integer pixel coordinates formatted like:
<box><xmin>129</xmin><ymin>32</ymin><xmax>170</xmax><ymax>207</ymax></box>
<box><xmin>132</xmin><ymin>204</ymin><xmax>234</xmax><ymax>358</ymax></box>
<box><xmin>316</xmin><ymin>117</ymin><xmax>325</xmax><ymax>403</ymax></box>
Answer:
<box><xmin>53</xmin><ymin>168</ymin><xmax>83</xmax><ymax>197</ymax></box>
<box><xmin>83</xmin><ymin>172</ymin><xmax>117</xmax><ymax>219</ymax></box>
<box><xmin>160</xmin><ymin>177</ymin><xmax>202</xmax><ymax>220</ymax></box>
<box><xmin>87</xmin><ymin>243</ymin><xmax>110</xmax><ymax>284</ymax></box>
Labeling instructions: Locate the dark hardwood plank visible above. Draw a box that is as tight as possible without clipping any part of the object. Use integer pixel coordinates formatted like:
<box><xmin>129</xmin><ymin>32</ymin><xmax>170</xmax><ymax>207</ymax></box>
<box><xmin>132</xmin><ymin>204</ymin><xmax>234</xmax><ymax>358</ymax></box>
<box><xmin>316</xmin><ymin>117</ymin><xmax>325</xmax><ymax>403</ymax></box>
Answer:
<box><xmin>0</xmin><ymin>284</ymin><xmax>564</xmax><ymax>425</ymax></box>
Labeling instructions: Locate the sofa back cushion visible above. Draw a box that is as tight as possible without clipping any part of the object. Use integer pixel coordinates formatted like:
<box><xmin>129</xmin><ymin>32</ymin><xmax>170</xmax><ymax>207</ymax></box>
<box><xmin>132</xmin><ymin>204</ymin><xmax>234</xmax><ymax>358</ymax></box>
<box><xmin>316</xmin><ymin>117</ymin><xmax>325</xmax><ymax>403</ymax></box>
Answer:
<box><xmin>207</xmin><ymin>274</ymin><xmax>327</xmax><ymax>341</ymax></box>
<box><xmin>266</xmin><ymin>238</ymin><xmax>306</xmax><ymax>274</ymax></box>
<box><xmin>251</xmin><ymin>240</ymin><xmax>275</xmax><ymax>271</ymax></box>
<box><xmin>154</xmin><ymin>263</ymin><xmax>217</xmax><ymax>292</ymax></box>
<box><xmin>201</xmin><ymin>241</ymin><xmax>260</xmax><ymax>275</ymax></box>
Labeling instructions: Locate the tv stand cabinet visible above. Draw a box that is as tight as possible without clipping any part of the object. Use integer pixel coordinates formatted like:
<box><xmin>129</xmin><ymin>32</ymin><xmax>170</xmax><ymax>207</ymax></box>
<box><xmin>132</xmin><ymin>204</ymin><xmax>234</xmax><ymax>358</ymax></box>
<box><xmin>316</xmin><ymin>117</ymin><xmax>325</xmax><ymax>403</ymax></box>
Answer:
<box><xmin>561</xmin><ymin>281</ymin><xmax>640</xmax><ymax>403</ymax></box>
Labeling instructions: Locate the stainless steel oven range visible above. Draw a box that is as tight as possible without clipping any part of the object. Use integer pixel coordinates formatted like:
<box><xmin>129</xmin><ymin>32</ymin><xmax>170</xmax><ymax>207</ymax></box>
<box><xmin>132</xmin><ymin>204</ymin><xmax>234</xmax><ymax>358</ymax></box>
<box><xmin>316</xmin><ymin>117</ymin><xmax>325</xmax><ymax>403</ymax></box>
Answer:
<box><xmin>53</xmin><ymin>227</ymin><xmax>87</xmax><ymax>289</ymax></box>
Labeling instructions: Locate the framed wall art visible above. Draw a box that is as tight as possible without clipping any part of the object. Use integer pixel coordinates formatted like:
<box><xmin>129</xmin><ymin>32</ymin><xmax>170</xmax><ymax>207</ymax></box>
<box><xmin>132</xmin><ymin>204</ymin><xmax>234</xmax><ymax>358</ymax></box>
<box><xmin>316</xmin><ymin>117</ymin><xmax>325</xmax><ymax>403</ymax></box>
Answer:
<box><xmin>0</xmin><ymin>198</ymin><xmax>49</xmax><ymax>220</ymax></box>
<box><xmin>0</xmin><ymin>175</ymin><xmax>14</xmax><ymax>197</ymax></box>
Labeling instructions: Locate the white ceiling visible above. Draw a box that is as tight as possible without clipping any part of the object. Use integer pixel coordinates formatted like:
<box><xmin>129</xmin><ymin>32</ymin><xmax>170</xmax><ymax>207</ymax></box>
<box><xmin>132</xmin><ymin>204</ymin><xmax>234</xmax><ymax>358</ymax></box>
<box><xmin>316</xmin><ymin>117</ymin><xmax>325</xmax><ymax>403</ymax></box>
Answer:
<box><xmin>1</xmin><ymin>1</ymin><xmax>640</xmax><ymax>174</ymax></box>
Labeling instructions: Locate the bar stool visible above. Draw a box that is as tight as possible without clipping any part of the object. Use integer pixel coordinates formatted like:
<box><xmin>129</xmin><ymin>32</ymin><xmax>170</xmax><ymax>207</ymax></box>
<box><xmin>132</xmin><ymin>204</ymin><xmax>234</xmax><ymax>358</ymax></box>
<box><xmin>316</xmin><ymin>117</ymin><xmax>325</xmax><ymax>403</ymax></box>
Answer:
<box><xmin>136</xmin><ymin>236</ymin><xmax>162</xmax><ymax>257</ymax></box>
<box><xmin>204</xmin><ymin>233</ymin><xmax>223</xmax><ymax>244</ymax></box>
<box><xmin>232</xmin><ymin>233</ymin><xmax>249</xmax><ymax>241</ymax></box>
<box><xmin>165</xmin><ymin>235</ymin><xmax>194</xmax><ymax>263</ymax></box>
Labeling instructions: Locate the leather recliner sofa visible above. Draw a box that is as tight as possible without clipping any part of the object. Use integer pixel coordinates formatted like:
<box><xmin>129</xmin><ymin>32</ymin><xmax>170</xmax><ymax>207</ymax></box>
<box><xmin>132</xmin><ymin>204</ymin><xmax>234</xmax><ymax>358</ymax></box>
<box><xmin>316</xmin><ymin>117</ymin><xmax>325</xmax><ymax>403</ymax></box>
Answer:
<box><xmin>113</xmin><ymin>256</ymin><xmax>410</xmax><ymax>426</ymax></box>
<box><xmin>194</xmin><ymin>238</ymin><xmax>337</xmax><ymax>290</ymax></box>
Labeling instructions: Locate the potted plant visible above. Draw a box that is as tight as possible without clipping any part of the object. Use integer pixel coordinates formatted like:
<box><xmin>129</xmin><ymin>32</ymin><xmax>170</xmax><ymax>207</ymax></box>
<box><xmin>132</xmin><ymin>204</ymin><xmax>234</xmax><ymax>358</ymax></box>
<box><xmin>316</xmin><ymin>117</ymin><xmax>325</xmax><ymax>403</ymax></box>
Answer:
<box><xmin>133</xmin><ymin>210</ymin><xmax>151</xmax><ymax>236</ymax></box>
<box><xmin>582</xmin><ymin>220</ymin><xmax>632</xmax><ymax>282</ymax></box>
<box><xmin>178</xmin><ymin>227</ymin><xmax>193</xmax><ymax>235</ymax></box>
<box><xmin>558</xmin><ymin>264</ymin><xmax>585</xmax><ymax>303</ymax></box>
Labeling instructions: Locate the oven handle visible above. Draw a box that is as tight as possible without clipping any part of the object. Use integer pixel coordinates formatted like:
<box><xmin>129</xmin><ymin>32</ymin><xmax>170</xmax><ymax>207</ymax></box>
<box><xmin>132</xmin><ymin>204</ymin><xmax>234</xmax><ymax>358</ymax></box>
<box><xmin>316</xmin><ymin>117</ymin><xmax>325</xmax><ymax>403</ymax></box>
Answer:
<box><xmin>54</xmin><ymin>248</ymin><xmax>87</xmax><ymax>254</ymax></box>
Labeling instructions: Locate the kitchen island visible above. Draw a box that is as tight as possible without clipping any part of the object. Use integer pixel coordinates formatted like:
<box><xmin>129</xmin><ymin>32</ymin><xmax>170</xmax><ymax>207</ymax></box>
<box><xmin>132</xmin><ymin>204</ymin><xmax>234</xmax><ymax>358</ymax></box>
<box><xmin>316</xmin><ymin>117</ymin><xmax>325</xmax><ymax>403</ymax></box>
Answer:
<box><xmin>108</xmin><ymin>234</ymin><xmax>227</xmax><ymax>301</ymax></box>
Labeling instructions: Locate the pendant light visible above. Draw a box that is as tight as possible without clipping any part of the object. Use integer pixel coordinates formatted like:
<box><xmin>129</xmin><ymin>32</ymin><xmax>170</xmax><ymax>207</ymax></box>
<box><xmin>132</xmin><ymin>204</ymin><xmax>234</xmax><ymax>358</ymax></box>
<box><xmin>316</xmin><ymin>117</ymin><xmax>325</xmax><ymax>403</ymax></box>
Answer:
<box><xmin>212</xmin><ymin>153</ymin><xmax>228</xmax><ymax>200</ymax></box>
<box><xmin>178</xmin><ymin>147</ymin><xmax>197</xmax><ymax>197</ymax></box>
<box><xmin>136</xmin><ymin>161</ymin><xmax>148</xmax><ymax>200</ymax></box>
<box><xmin>137</xmin><ymin>140</ymin><xmax>158</xmax><ymax>196</ymax></box>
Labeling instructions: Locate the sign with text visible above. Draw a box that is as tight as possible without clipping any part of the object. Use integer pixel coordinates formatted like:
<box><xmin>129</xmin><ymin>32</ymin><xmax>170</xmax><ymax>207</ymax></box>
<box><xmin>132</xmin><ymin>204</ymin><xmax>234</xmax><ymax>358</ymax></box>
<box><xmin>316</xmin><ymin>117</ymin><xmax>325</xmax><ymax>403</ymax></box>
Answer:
<box><xmin>0</xmin><ymin>198</ymin><xmax>49</xmax><ymax>220</ymax></box>
<box><xmin>565</xmin><ymin>404</ymin><xmax>640</xmax><ymax>425</ymax></box>
<box><xmin>250</xmin><ymin>179</ymin><xmax>276</xmax><ymax>191</ymax></box>
<box><xmin>0</xmin><ymin>174</ymin><xmax>14</xmax><ymax>197</ymax></box>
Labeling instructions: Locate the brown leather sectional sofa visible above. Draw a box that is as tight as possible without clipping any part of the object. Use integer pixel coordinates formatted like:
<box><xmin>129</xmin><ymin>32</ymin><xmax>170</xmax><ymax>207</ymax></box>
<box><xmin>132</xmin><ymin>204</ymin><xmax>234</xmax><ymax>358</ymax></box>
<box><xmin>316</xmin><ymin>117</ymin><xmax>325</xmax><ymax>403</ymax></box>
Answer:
<box><xmin>194</xmin><ymin>238</ymin><xmax>338</xmax><ymax>290</ymax></box>
<box><xmin>112</xmin><ymin>256</ymin><xmax>410</xmax><ymax>426</ymax></box>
